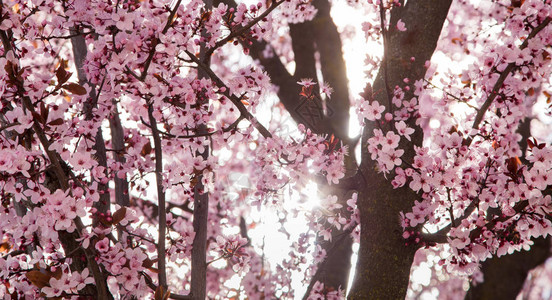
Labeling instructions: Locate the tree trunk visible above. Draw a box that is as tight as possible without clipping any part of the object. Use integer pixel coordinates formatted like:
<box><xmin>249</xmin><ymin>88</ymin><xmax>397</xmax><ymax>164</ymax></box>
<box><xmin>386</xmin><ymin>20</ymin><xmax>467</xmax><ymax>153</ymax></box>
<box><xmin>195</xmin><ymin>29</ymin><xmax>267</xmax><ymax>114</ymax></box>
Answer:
<box><xmin>349</xmin><ymin>1</ymin><xmax>452</xmax><ymax>298</ymax></box>
<box><xmin>465</xmin><ymin>237</ymin><xmax>550</xmax><ymax>300</ymax></box>
<box><xmin>350</xmin><ymin>174</ymin><xmax>418</xmax><ymax>299</ymax></box>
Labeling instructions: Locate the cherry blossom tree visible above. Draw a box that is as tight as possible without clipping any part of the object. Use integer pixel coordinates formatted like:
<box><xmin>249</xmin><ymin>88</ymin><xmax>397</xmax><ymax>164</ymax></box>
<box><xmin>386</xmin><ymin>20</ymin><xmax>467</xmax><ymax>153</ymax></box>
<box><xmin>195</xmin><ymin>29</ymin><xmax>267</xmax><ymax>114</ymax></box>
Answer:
<box><xmin>1</xmin><ymin>0</ymin><xmax>552</xmax><ymax>299</ymax></box>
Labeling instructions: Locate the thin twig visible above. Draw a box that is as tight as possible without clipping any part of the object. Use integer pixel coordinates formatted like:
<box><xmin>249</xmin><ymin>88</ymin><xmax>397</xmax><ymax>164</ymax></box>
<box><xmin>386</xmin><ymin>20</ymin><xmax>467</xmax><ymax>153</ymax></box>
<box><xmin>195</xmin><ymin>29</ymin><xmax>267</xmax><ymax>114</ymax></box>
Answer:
<box><xmin>41</xmin><ymin>31</ymin><xmax>94</xmax><ymax>41</ymax></box>
<box><xmin>0</xmin><ymin>122</ymin><xmax>20</xmax><ymax>132</ymax></box>
<box><xmin>447</xmin><ymin>188</ymin><xmax>455</xmax><ymax>228</ymax></box>
<box><xmin>1</xmin><ymin>250</ymin><xmax>25</xmax><ymax>260</ymax></box>
<box><xmin>140</xmin><ymin>115</ymin><xmax>245</xmax><ymax>139</ymax></box>
<box><xmin>423</xmin><ymin>78</ymin><xmax>480</xmax><ymax>110</ymax></box>
<box><xmin>141</xmin><ymin>272</ymin><xmax>192</xmax><ymax>300</ymax></box>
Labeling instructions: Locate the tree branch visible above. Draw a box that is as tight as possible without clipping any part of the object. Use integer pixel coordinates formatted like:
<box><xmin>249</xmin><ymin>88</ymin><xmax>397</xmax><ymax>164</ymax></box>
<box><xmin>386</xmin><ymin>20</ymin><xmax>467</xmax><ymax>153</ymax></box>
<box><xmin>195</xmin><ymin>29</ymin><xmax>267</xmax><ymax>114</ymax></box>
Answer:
<box><xmin>140</xmin><ymin>114</ymin><xmax>244</xmax><ymax>139</ymax></box>
<box><xmin>301</xmin><ymin>223</ymin><xmax>357</xmax><ymax>300</ymax></box>
<box><xmin>206</xmin><ymin>0</ymin><xmax>285</xmax><ymax>57</ymax></box>
<box><xmin>141</xmin><ymin>272</ymin><xmax>192</xmax><ymax>300</ymax></box>
<box><xmin>351</xmin><ymin>0</ymin><xmax>453</xmax><ymax>298</ymax></box>
<box><xmin>2</xmin><ymin>27</ymin><xmax>115</xmax><ymax>298</ymax></box>
<box><xmin>183</xmin><ymin>49</ymin><xmax>272</xmax><ymax>138</ymax></box>
<box><xmin>289</xmin><ymin>22</ymin><xmax>317</xmax><ymax>81</ymax></box>
<box><xmin>1</xmin><ymin>250</ymin><xmax>25</xmax><ymax>260</ymax></box>
<box><xmin>310</xmin><ymin>0</ymin><xmax>352</xmax><ymax>142</ymax></box>
<box><xmin>22</xmin><ymin>101</ymin><xmax>111</xmax><ymax>299</ymax></box>
<box><xmin>70</xmin><ymin>26</ymin><xmax>111</xmax><ymax>228</ymax></box>
<box><xmin>190</xmin><ymin>3</ymin><xmax>213</xmax><ymax>297</ymax></box>
<box><xmin>147</xmin><ymin>102</ymin><xmax>168</xmax><ymax>288</ymax></box>
<box><xmin>470</xmin><ymin>17</ymin><xmax>551</xmax><ymax>136</ymax></box>
<box><xmin>109</xmin><ymin>103</ymin><xmax>131</xmax><ymax>208</ymax></box>
<box><xmin>214</xmin><ymin>0</ymin><xmax>333</xmax><ymax>136</ymax></box>
<box><xmin>421</xmin><ymin>203</ymin><xmax>477</xmax><ymax>244</ymax></box>
<box><xmin>139</xmin><ymin>0</ymin><xmax>183</xmax><ymax>80</ymax></box>
<box><xmin>379</xmin><ymin>0</ymin><xmax>392</xmax><ymax>110</ymax></box>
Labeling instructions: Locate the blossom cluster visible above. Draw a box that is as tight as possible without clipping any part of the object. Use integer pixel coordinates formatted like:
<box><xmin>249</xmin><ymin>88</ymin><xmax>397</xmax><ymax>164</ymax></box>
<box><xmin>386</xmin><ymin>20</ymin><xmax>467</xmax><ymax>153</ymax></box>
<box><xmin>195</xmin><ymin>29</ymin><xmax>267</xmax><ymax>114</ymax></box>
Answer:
<box><xmin>356</xmin><ymin>0</ymin><xmax>552</xmax><ymax>275</ymax></box>
<box><xmin>0</xmin><ymin>0</ymin><xmax>336</xmax><ymax>298</ymax></box>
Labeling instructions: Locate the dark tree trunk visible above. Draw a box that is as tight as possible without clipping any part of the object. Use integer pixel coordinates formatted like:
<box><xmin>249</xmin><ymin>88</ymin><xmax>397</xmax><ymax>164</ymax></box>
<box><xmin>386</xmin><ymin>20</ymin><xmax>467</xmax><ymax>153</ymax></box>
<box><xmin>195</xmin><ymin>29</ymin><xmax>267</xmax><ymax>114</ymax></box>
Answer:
<box><xmin>350</xmin><ymin>175</ymin><xmax>419</xmax><ymax>299</ymax></box>
<box><xmin>349</xmin><ymin>1</ymin><xmax>452</xmax><ymax>298</ymax></box>
<box><xmin>316</xmin><ymin>235</ymin><xmax>354</xmax><ymax>291</ymax></box>
<box><xmin>309</xmin><ymin>0</ymin><xmax>351</xmax><ymax>141</ymax></box>
<box><xmin>465</xmin><ymin>237</ymin><xmax>550</xmax><ymax>300</ymax></box>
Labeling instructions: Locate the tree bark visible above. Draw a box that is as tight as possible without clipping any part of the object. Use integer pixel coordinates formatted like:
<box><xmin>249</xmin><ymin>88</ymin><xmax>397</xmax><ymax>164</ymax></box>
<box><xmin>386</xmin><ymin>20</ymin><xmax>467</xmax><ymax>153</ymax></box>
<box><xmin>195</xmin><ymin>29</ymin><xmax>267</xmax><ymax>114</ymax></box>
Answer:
<box><xmin>350</xmin><ymin>175</ymin><xmax>418</xmax><ymax>299</ymax></box>
<box><xmin>215</xmin><ymin>0</ymin><xmax>351</xmax><ymax>141</ymax></box>
<box><xmin>349</xmin><ymin>1</ymin><xmax>452</xmax><ymax>298</ymax></box>
<box><xmin>70</xmin><ymin>29</ymin><xmax>111</xmax><ymax>228</ymax></box>
<box><xmin>191</xmin><ymin>1</ymin><xmax>212</xmax><ymax>298</ymax></box>
<box><xmin>109</xmin><ymin>106</ymin><xmax>131</xmax><ymax>209</ymax></box>
<box><xmin>465</xmin><ymin>237</ymin><xmax>550</xmax><ymax>300</ymax></box>
<box><xmin>310</xmin><ymin>0</ymin><xmax>350</xmax><ymax>141</ymax></box>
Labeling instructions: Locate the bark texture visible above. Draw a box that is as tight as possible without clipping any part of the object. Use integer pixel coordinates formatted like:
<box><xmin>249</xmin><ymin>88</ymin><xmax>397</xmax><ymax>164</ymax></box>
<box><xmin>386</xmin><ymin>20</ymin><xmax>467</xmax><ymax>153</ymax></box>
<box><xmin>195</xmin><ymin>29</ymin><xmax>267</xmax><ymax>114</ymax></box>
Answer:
<box><xmin>70</xmin><ymin>28</ymin><xmax>111</xmax><ymax>228</ymax></box>
<box><xmin>349</xmin><ymin>1</ymin><xmax>453</xmax><ymax>299</ymax></box>
<box><xmin>191</xmin><ymin>1</ymin><xmax>213</xmax><ymax>297</ymax></box>
<box><xmin>465</xmin><ymin>237</ymin><xmax>550</xmax><ymax>300</ymax></box>
<box><xmin>216</xmin><ymin>0</ymin><xmax>351</xmax><ymax>142</ymax></box>
<box><xmin>294</xmin><ymin>0</ymin><xmax>355</xmax><ymax>293</ymax></box>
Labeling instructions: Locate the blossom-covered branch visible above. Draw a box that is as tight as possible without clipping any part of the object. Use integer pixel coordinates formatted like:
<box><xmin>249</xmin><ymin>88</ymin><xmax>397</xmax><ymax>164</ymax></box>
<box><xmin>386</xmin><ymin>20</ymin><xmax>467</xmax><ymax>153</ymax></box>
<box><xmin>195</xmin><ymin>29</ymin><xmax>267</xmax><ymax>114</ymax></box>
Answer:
<box><xmin>470</xmin><ymin>17</ymin><xmax>551</xmax><ymax>134</ymax></box>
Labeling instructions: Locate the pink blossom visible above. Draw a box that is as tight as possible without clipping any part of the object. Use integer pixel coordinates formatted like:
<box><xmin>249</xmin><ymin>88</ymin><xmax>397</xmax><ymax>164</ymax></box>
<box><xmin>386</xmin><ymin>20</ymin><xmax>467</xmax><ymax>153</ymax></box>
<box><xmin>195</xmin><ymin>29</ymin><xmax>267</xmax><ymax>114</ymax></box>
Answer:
<box><xmin>395</xmin><ymin>121</ymin><xmax>415</xmax><ymax>141</ymax></box>
<box><xmin>359</xmin><ymin>100</ymin><xmax>386</xmax><ymax>121</ymax></box>
<box><xmin>112</xmin><ymin>13</ymin><xmax>134</xmax><ymax>31</ymax></box>
<box><xmin>320</xmin><ymin>81</ymin><xmax>333</xmax><ymax>98</ymax></box>
<box><xmin>297</xmin><ymin>78</ymin><xmax>316</xmax><ymax>87</ymax></box>
<box><xmin>71</xmin><ymin>269</ymin><xmax>95</xmax><ymax>291</ymax></box>
<box><xmin>95</xmin><ymin>237</ymin><xmax>110</xmax><ymax>252</ymax></box>
<box><xmin>68</xmin><ymin>152</ymin><xmax>95</xmax><ymax>171</ymax></box>
<box><xmin>396</xmin><ymin>19</ymin><xmax>407</xmax><ymax>32</ymax></box>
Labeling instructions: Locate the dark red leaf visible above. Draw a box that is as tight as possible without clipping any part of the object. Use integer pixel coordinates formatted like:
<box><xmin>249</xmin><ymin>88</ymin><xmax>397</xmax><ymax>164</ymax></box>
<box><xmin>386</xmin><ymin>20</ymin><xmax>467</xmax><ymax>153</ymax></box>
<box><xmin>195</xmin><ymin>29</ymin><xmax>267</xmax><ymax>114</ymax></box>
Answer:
<box><xmin>55</xmin><ymin>61</ymin><xmax>72</xmax><ymax>85</ymax></box>
<box><xmin>111</xmin><ymin>207</ymin><xmax>127</xmax><ymax>225</ymax></box>
<box><xmin>141</xmin><ymin>141</ymin><xmax>152</xmax><ymax>156</ymax></box>
<box><xmin>506</xmin><ymin>156</ymin><xmax>521</xmax><ymax>174</ymax></box>
<box><xmin>48</xmin><ymin>118</ymin><xmax>64</xmax><ymax>126</ymax></box>
<box><xmin>527</xmin><ymin>138</ymin><xmax>535</xmax><ymax>150</ymax></box>
<box><xmin>25</xmin><ymin>270</ymin><xmax>51</xmax><ymax>288</ymax></box>
<box><xmin>31</xmin><ymin>110</ymin><xmax>45</xmax><ymax>125</ymax></box>
<box><xmin>62</xmin><ymin>83</ymin><xmax>87</xmax><ymax>95</ymax></box>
